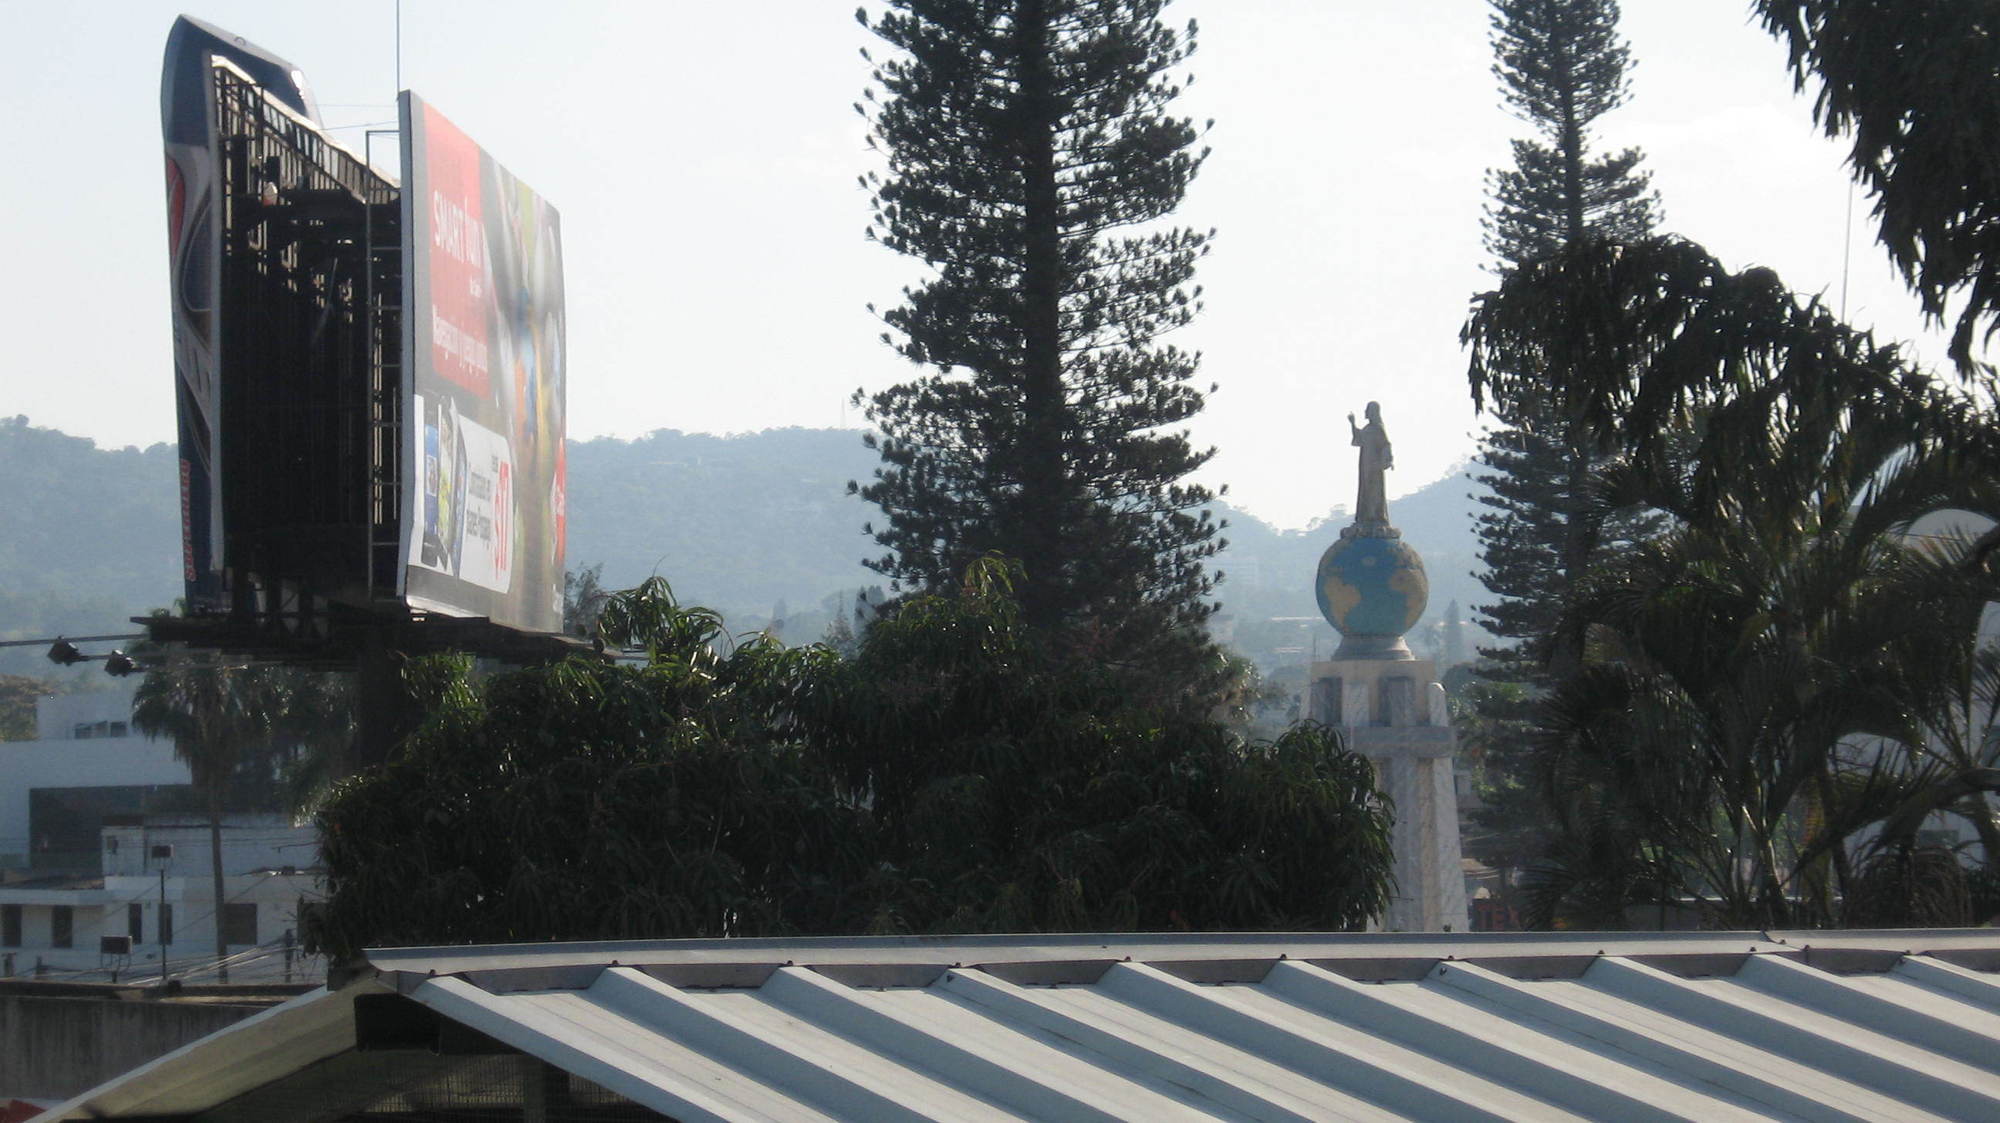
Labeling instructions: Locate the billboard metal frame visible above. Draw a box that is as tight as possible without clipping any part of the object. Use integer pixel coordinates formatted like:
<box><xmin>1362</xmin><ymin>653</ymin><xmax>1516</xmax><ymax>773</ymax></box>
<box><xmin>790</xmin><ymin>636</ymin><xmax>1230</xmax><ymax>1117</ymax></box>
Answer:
<box><xmin>147</xmin><ymin>22</ymin><xmax>584</xmax><ymax>690</ymax></box>
<box><xmin>210</xmin><ymin>60</ymin><xmax>397</xmax><ymax>624</ymax></box>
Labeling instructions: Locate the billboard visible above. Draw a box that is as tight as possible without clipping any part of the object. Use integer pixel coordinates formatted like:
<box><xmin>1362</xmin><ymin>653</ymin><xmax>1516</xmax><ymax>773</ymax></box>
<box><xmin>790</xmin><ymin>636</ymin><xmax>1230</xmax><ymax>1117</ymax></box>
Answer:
<box><xmin>160</xmin><ymin>17</ymin><xmax>321</xmax><ymax>614</ymax></box>
<box><xmin>401</xmin><ymin>94</ymin><xmax>567</xmax><ymax>634</ymax></box>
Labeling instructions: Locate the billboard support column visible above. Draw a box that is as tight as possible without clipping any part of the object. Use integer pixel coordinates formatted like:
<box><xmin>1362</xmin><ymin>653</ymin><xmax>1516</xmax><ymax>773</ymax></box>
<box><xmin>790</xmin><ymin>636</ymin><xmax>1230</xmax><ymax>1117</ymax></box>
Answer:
<box><xmin>353</xmin><ymin>631</ymin><xmax>423</xmax><ymax>771</ymax></box>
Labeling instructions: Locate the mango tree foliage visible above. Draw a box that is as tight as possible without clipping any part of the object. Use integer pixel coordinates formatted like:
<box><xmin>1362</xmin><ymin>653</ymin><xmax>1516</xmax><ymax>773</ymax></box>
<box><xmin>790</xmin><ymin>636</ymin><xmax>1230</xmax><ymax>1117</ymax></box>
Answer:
<box><xmin>307</xmin><ymin>571</ymin><xmax>1393</xmax><ymax>959</ymax></box>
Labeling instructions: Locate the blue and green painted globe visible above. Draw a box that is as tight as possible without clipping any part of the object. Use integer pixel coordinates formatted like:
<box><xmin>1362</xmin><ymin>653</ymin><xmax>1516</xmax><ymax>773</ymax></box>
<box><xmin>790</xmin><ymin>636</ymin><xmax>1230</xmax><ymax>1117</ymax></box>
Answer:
<box><xmin>1316</xmin><ymin>532</ymin><xmax>1429</xmax><ymax>639</ymax></box>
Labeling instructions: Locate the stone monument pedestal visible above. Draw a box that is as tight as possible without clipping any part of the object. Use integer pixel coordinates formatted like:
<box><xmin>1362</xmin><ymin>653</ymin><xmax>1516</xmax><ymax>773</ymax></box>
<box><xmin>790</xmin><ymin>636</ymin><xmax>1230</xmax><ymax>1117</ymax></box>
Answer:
<box><xmin>1309</xmin><ymin>655</ymin><xmax>1468</xmax><ymax>932</ymax></box>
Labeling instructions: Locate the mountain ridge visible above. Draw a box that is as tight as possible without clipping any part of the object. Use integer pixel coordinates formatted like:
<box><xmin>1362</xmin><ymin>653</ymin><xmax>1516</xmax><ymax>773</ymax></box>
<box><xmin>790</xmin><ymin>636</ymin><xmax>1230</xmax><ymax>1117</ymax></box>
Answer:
<box><xmin>0</xmin><ymin>417</ymin><xmax>1488</xmax><ymax>672</ymax></box>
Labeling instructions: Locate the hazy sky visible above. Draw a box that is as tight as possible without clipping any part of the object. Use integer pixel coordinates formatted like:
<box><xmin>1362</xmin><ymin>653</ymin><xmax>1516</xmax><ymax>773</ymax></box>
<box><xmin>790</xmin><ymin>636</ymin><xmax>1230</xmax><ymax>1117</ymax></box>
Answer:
<box><xmin>0</xmin><ymin>1</ymin><xmax>1951</xmax><ymax>530</ymax></box>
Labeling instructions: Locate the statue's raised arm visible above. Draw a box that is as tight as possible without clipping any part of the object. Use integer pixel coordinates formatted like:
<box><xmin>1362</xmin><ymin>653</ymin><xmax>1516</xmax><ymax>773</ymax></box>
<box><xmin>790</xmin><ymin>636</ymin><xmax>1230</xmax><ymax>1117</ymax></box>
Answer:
<box><xmin>1351</xmin><ymin>400</ymin><xmax>1392</xmax><ymax>525</ymax></box>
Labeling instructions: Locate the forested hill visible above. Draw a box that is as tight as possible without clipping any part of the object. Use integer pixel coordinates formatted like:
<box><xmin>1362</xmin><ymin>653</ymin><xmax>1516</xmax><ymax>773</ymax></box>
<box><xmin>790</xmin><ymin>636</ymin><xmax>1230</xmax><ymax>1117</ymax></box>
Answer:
<box><xmin>0</xmin><ymin>417</ymin><xmax>181</xmax><ymax>655</ymax></box>
<box><xmin>571</xmin><ymin>427</ymin><xmax>1488</xmax><ymax>634</ymax></box>
<box><xmin>568</xmin><ymin>427</ymin><xmax>881</xmax><ymax>614</ymax></box>
<box><xmin>0</xmin><ymin>418</ymin><xmax>1487</xmax><ymax>669</ymax></box>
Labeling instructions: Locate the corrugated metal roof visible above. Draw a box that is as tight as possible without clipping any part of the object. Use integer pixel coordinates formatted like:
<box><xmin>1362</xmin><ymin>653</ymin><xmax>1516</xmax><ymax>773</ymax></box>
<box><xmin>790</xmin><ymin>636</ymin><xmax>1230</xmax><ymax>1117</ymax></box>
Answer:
<box><xmin>40</xmin><ymin>930</ymin><xmax>2000</xmax><ymax>1121</ymax></box>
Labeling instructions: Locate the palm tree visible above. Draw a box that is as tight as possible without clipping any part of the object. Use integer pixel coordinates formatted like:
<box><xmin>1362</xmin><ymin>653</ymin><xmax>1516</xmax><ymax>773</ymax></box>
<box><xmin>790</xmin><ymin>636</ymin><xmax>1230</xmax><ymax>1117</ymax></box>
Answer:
<box><xmin>267</xmin><ymin>668</ymin><xmax>359</xmax><ymax>816</ymax></box>
<box><xmin>1858</xmin><ymin>600</ymin><xmax>2000</xmax><ymax>878</ymax></box>
<box><xmin>1535</xmin><ymin>444</ymin><xmax>1996</xmax><ymax>926</ymax></box>
<box><xmin>131</xmin><ymin>659</ymin><xmax>290</xmax><ymax>981</ymax></box>
<box><xmin>1468</xmin><ymin>236</ymin><xmax>2000</xmax><ymax>927</ymax></box>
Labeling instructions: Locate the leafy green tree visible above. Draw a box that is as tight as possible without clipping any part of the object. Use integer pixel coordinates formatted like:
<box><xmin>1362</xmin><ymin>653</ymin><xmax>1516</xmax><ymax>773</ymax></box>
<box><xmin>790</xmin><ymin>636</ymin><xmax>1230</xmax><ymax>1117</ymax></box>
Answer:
<box><xmin>1755</xmin><ymin>0</ymin><xmax>2000</xmax><ymax>371</ymax></box>
<box><xmin>850</xmin><ymin>0</ymin><xmax>1224</xmax><ymax>699</ymax></box>
<box><xmin>1467</xmin><ymin>0</ymin><xmax>1661</xmax><ymax>890</ymax></box>
<box><xmin>812</xmin><ymin>559</ymin><xmax>1392</xmax><ymax>933</ymax></box>
<box><xmin>306</xmin><ymin>570</ymin><xmax>1394</xmax><ymax>959</ymax></box>
<box><xmin>312</xmin><ymin>585</ymin><xmax>865</xmax><ymax>954</ymax></box>
<box><xmin>266</xmin><ymin>669</ymin><xmax>358</xmax><ymax>815</ymax></box>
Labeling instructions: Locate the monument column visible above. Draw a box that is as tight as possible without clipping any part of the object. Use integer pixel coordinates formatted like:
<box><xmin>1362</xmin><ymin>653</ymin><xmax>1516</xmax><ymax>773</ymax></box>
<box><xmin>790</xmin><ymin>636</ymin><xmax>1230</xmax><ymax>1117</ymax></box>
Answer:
<box><xmin>1311</xmin><ymin>402</ymin><xmax>1468</xmax><ymax>931</ymax></box>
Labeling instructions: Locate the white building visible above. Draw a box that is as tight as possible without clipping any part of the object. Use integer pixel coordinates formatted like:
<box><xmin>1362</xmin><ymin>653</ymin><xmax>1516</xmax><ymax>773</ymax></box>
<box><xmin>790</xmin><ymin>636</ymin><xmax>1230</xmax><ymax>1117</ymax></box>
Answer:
<box><xmin>0</xmin><ymin>688</ymin><xmax>189</xmax><ymax>871</ymax></box>
<box><xmin>0</xmin><ymin>814</ymin><xmax>321</xmax><ymax>980</ymax></box>
<box><xmin>0</xmin><ymin>689</ymin><xmax>321</xmax><ymax>980</ymax></box>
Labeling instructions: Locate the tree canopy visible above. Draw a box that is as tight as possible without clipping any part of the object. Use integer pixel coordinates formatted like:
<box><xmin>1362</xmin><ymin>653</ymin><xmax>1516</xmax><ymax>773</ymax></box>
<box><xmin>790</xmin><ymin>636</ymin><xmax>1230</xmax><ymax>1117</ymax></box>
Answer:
<box><xmin>306</xmin><ymin>571</ymin><xmax>1394</xmax><ymax>959</ymax></box>
<box><xmin>1483</xmin><ymin>0</ymin><xmax>1658</xmax><ymax>265</ymax></box>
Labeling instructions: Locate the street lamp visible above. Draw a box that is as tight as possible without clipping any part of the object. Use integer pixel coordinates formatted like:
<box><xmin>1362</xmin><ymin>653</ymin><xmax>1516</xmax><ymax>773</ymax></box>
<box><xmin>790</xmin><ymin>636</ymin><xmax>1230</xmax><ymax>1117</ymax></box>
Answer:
<box><xmin>151</xmin><ymin>843</ymin><xmax>174</xmax><ymax>974</ymax></box>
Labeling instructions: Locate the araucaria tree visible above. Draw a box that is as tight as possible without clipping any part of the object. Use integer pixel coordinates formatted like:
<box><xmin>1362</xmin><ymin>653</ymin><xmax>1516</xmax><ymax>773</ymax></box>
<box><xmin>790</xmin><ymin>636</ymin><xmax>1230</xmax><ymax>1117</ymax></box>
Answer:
<box><xmin>851</xmin><ymin>0</ymin><xmax>1223</xmax><ymax>682</ymax></box>
<box><xmin>1464</xmin><ymin>0</ymin><xmax>1659</xmax><ymax>880</ymax></box>
<box><xmin>1475</xmin><ymin>0</ymin><xmax>1659</xmax><ymax>670</ymax></box>
<box><xmin>1483</xmin><ymin>0</ymin><xmax>1656</xmax><ymax>267</ymax></box>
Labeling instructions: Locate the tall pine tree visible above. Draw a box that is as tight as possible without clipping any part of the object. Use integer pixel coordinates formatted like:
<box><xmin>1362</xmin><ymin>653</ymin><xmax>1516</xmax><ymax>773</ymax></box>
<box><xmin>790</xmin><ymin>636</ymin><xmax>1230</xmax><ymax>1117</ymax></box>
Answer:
<box><xmin>1483</xmin><ymin>0</ymin><xmax>1656</xmax><ymax>265</ymax></box>
<box><xmin>1467</xmin><ymin>0</ymin><xmax>1659</xmax><ymax>881</ymax></box>
<box><xmin>851</xmin><ymin>0</ymin><xmax>1224</xmax><ymax>694</ymax></box>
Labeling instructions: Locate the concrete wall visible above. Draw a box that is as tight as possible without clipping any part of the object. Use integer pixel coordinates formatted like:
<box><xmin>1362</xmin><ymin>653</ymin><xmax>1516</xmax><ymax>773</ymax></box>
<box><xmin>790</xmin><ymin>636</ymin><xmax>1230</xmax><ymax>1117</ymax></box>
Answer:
<box><xmin>0</xmin><ymin>988</ymin><xmax>273</xmax><ymax>1103</ymax></box>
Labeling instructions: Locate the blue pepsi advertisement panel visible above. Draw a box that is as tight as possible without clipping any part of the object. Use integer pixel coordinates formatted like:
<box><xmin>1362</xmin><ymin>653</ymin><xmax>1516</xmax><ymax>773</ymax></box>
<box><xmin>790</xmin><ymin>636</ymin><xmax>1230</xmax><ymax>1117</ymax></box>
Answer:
<box><xmin>159</xmin><ymin>16</ymin><xmax>320</xmax><ymax>613</ymax></box>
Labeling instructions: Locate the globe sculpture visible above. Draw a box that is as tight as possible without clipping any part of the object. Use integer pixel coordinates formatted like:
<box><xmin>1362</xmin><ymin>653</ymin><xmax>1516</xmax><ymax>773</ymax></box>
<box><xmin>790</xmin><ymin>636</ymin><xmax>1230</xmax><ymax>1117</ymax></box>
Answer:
<box><xmin>1316</xmin><ymin>528</ymin><xmax>1428</xmax><ymax>660</ymax></box>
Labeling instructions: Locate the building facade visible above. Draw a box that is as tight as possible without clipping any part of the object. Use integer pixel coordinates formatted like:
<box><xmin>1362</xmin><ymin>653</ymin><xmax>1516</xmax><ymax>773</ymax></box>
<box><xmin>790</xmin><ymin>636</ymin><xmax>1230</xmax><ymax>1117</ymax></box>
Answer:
<box><xmin>0</xmin><ymin>814</ymin><xmax>320</xmax><ymax>980</ymax></box>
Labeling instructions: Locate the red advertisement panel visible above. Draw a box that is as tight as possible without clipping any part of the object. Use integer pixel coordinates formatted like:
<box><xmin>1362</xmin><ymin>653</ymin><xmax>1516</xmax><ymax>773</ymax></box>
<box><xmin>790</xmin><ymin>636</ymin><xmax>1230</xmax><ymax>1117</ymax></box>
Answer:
<box><xmin>401</xmin><ymin>93</ymin><xmax>567</xmax><ymax>634</ymax></box>
<box><xmin>420</xmin><ymin>105</ymin><xmax>493</xmax><ymax>397</ymax></box>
